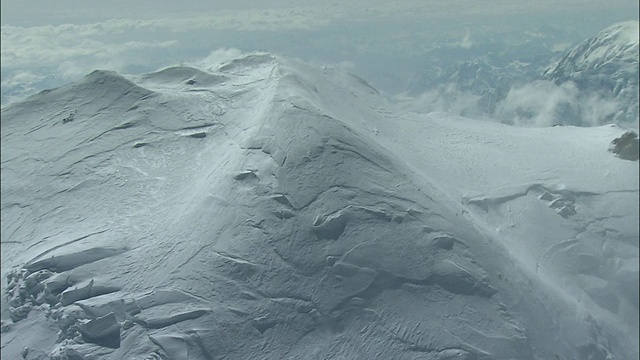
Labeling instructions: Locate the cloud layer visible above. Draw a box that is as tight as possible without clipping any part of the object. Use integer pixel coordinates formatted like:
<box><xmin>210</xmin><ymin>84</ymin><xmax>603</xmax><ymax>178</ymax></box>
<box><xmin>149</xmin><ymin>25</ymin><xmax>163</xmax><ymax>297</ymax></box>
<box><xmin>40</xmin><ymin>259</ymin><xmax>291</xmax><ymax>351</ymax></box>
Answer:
<box><xmin>400</xmin><ymin>80</ymin><xmax>638</xmax><ymax>128</ymax></box>
<box><xmin>1</xmin><ymin>0</ymin><xmax>638</xmax><ymax>112</ymax></box>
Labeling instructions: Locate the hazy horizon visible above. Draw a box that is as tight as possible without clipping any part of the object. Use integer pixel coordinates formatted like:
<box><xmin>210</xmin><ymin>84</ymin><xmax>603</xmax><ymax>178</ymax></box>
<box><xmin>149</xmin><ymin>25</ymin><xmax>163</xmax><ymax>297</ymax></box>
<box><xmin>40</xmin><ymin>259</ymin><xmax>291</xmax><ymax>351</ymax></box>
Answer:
<box><xmin>1</xmin><ymin>0</ymin><xmax>638</xmax><ymax>127</ymax></box>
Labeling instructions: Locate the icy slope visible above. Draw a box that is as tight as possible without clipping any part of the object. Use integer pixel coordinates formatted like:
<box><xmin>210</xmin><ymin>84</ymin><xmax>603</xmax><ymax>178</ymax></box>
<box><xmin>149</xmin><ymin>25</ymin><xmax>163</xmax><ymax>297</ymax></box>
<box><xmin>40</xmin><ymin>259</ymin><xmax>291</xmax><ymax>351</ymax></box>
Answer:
<box><xmin>1</xmin><ymin>53</ymin><xmax>638</xmax><ymax>360</ymax></box>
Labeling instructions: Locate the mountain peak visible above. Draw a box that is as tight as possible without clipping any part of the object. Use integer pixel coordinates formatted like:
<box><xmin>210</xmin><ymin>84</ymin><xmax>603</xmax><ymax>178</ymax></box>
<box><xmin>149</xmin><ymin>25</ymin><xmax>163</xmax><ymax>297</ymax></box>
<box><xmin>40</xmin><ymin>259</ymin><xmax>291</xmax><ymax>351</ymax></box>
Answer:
<box><xmin>601</xmin><ymin>20</ymin><xmax>640</xmax><ymax>47</ymax></box>
<box><xmin>1</xmin><ymin>52</ymin><xmax>638</xmax><ymax>360</ymax></box>
<box><xmin>544</xmin><ymin>21</ymin><xmax>639</xmax><ymax>79</ymax></box>
<box><xmin>540</xmin><ymin>21</ymin><xmax>639</xmax><ymax>125</ymax></box>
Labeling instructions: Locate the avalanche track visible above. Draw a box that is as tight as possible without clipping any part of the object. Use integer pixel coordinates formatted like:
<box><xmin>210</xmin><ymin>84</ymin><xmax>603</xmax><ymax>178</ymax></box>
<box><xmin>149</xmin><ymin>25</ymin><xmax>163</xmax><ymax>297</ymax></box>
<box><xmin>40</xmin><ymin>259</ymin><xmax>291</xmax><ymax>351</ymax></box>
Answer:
<box><xmin>1</xmin><ymin>53</ymin><xmax>638</xmax><ymax>360</ymax></box>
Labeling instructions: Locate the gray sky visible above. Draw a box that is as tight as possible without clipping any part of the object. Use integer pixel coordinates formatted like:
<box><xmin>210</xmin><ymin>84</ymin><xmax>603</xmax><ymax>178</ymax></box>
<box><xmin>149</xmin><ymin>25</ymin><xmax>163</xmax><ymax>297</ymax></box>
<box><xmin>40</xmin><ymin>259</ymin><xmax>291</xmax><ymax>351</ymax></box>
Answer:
<box><xmin>2</xmin><ymin>0</ymin><xmax>638</xmax><ymax>25</ymax></box>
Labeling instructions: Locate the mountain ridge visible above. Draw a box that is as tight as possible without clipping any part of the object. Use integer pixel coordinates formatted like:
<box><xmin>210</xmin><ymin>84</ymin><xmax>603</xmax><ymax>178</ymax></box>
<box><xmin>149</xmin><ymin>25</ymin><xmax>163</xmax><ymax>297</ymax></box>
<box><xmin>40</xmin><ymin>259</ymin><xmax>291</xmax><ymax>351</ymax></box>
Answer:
<box><xmin>1</xmin><ymin>52</ymin><xmax>638</xmax><ymax>360</ymax></box>
<box><xmin>541</xmin><ymin>20</ymin><xmax>639</xmax><ymax>125</ymax></box>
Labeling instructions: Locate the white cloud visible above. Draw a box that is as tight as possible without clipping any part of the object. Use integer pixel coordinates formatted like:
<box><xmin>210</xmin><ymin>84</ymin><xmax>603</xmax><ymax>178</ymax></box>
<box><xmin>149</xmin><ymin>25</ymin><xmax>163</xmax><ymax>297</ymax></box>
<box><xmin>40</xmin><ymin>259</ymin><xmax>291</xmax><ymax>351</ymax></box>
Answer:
<box><xmin>1</xmin><ymin>0</ymin><xmax>637</xmax><ymax>108</ymax></box>
<box><xmin>398</xmin><ymin>83</ymin><xmax>486</xmax><ymax>119</ymax></box>
<box><xmin>1</xmin><ymin>71</ymin><xmax>44</xmax><ymax>87</ymax></box>
<box><xmin>1</xmin><ymin>24</ymin><xmax>180</xmax><ymax>70</ymax></box>
<box><xmin>191</xmin><ymin>48</ymin><xmax>245</xmax><ymax>71</ymax></box>
<box><xmin>0</xmin><ymin>7</ymin><xmax>344</xmax><ymax>82</ymax></box>
<box><xmin>494</xmin><ymin>80</ymin><xmax>635</xmax><ymax>127</ymax></box>
<box><xmin>579</xmin><ymin>92</ymin><xmax>626</xmax><ymax>127</ymax></box>
<box><xmin>460</xmin><ymin>30</ymin><xmax>473</xmax><ymax>49</ymax></box>
<box><xmin>496</xmin><ymin>80</ymin><xmax>581</xmax><ymax>127</ymax></box>
<box><xmin>401</xmin><ymin>79</ymin><xmax>636</xmax><ymax>128</ymax></box>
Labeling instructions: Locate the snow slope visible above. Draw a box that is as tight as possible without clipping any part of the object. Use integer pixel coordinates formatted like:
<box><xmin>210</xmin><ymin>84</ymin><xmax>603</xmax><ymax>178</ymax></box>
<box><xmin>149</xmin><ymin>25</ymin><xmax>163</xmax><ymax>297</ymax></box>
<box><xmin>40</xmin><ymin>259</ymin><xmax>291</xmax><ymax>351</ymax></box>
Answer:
<box><xmin>1</xmin><ymin>53</ymin><xmax>638</xmax><ymax>360</ymax></box>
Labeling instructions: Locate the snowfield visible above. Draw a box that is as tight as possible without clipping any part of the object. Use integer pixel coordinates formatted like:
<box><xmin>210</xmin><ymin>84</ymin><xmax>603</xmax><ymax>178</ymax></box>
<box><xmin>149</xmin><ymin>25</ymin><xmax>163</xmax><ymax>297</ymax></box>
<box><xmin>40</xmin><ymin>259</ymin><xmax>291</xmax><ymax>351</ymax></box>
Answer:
<box><xmin>1</xmin><ymin>53</ymin><xmax>638</xmax><ymax>360</ymax></box>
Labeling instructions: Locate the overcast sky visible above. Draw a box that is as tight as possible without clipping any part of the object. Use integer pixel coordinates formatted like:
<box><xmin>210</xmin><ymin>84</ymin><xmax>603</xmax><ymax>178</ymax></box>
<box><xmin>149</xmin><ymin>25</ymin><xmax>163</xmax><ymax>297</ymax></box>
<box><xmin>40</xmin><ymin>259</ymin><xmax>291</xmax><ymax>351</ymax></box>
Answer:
<box><xmin>1</xmin><ymin>0</ymin><xmax>638</xmax><ymax>106</ymax></box>
<box><xmin>2</xmin><ymin>0</ymin><xmax>638</xmax><ymax>26</ymax></box>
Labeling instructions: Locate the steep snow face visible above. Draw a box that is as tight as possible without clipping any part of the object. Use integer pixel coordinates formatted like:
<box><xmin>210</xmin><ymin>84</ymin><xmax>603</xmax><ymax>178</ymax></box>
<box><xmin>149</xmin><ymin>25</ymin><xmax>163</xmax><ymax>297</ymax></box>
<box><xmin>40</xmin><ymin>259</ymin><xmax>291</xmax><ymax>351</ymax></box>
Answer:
<box><xmin>1</xmin><ymin>53</ymin><xmax>638</xmax><ymax>360</ymax></box>
<box><xmin>544</xmin><ymin>21</ymin><xmax>639</xmax><ymax>78</ymax></box>
<box><xmin>542</xmin><ymin>21</ymin><xmax>639</xmax><ymax>124</ymax></box>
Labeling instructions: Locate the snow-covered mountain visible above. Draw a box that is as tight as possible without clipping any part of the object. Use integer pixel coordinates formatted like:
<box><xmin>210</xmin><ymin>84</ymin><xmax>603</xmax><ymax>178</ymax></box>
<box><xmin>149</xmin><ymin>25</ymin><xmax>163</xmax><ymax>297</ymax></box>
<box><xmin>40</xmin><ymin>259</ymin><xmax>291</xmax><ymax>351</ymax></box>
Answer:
<box><xmin>543</xmin><ymin>21</ymin><xmax>639</xmax><ymax>88</ymax></box>
<box><xmin>405</xmin><ymin>22</ymin><xmax>640</xmax><ymax>127</ymax></box>
<box><xmin>1</xmin><ymin>53</ymin><xmax>638</xmax><ymax>359</ymax></box>
<box><xmin>404</xmin><ymin>26</ymin><xmax>582</xmax><ymax>116</ymax></box>
<box><xmin>542</xmin><ymin>21</ymin><xmax>639</xmax><ymax>125</ymax></box>
<box><xmin>406</xmin><ymin>46</ymin><xmax>544</xmax><ymax>109</ymax></box>
<box><xmin>407</xmin><ymin>24</ymin><xmax>587</xmax><ymax>94</ymax></box>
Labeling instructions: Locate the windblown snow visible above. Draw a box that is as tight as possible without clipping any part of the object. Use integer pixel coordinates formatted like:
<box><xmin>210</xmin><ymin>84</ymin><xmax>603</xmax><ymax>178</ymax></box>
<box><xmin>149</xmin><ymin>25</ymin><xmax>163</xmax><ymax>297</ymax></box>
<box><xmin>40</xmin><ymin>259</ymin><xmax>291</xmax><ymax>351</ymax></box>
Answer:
<box><xmin>1</xmin><ymin>53</ymin><xmax>638</xmax><ymax>360</ymax></box>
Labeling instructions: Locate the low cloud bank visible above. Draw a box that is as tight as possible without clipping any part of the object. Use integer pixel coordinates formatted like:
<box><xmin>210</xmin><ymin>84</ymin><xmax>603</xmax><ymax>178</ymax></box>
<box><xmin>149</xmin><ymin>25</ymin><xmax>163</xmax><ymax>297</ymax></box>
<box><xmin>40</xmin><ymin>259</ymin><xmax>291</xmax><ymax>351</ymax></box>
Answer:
<box><xmin>400</xmin><ymin>79</ymin><xmax>638</xmax><ymax>128</ymax></box>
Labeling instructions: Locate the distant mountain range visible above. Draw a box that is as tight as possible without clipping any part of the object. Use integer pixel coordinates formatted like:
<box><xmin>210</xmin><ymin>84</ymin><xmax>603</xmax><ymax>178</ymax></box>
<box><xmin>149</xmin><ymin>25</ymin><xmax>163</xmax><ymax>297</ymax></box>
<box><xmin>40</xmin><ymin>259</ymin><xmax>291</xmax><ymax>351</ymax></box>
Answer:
<box><xmin>406</xmin><ymin>25</ymin><xmax>579</xmax><ymax>108</ymax></box>
<box><xmin>406</xmin><ymin>21</ymin><xmax>639</xmax><ymax>127</ymax></box>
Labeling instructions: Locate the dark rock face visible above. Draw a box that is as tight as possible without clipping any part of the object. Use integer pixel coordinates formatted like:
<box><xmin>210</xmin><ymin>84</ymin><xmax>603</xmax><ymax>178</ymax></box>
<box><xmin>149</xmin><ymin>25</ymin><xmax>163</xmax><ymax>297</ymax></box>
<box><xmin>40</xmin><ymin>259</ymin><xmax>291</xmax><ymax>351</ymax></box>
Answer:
<box><xmin>610</xmin><ymin>131</ymin><xmax>639</xmax><ymax>161</ymax></box>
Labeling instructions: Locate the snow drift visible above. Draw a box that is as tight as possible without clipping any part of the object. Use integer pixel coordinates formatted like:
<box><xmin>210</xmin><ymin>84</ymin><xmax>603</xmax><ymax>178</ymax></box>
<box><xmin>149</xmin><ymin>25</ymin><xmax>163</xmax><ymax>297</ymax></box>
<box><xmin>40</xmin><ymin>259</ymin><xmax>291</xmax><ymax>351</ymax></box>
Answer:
<box><xmin>1</xmin><ymin>53</ymin><xmax>638</xmax><ymax>360</ymax></box>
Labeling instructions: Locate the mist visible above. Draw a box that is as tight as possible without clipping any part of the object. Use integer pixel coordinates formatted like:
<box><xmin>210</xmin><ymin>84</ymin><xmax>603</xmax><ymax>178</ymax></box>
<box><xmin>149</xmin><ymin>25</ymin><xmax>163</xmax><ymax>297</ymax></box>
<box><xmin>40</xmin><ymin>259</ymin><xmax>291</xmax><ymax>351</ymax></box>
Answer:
<box><xmin>400</xmin><ymin>79</ymin><xmax>638</xmax><ymax>128</ymax></box>
<box><xmin>2</xmin><ymin>0</ymin><xmax>638</xmax><ymax>122</ymax></box>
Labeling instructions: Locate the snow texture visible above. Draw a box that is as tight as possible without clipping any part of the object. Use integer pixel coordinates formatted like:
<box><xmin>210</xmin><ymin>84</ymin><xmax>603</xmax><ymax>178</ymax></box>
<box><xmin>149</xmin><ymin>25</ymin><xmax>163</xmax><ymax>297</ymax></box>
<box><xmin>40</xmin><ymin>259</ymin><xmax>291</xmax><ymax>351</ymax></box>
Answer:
<box><xmin>1</xmin><ymin>52</ymin><xmax>638</xmax><ymax>360</ymax></box>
